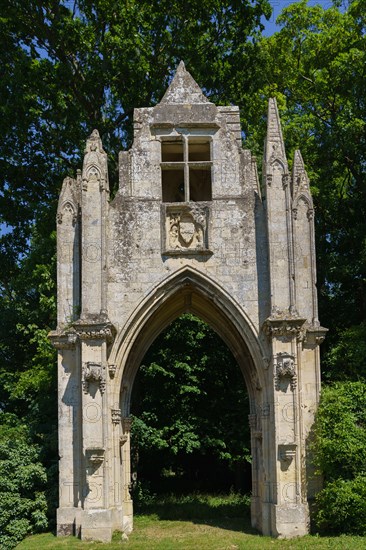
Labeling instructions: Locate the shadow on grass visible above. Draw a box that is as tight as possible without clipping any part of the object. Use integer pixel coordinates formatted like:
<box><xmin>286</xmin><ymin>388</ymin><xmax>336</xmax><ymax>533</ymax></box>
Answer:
<box><xmin>135</xmin><ymin>494</ymin><xmax>258</xmax><ymax>534</ymax></box>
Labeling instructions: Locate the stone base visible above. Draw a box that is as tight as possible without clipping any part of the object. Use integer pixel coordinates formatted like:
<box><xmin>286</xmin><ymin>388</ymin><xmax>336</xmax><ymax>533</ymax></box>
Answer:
<box><xmin>271</xmin><ymin>503</ymin><xmax>310</xmax><ymax>538</ymax></box>
<box><xmin>122</xmin><ymin>514</ymin><xmax>133</xmax><ymax>534</ymax></box>
<box><xmin>57</xmin><ymin>507</ymin><xmax>81</xmax><ymax>537</ymax></box>
<box><xmin>80</xmin><ymin>509</ymin><xmax>113</xmax><ymax>542</ymax></box>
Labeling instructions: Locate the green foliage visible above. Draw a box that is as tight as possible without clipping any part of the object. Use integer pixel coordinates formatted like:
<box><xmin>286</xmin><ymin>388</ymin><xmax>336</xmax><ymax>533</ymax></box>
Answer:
<box><xmin>250</xmin><ymin>1</ymin><xmax>366</xmax><ymax>343</ymax></box>
<box><xmin>315</xmin><ymin>474</ymin><xmax>366</xmax><ymax>535</ymax></box>
<box><xmin>313</xmin><ymin>382</ymin><xmax>366</xmax><ymax>534</ymax></box>
<box><xmin>324</xmin><ymin>322</ymin><xmax>366</xmax><ymax>381</ymax></box>
<box><xmin>0</xmin><ymin>419</ymin><xmax>48</xmax><ymax>550</ymax></box>
<box><xmin>131</xmin><ymin>314</ymin><xmax>251</xmax><ymax>493</ymax></box>
<box><xmin>313</xmin><ymin>382</ymin><xmax>366</xmax><ymax>481</ymax></box>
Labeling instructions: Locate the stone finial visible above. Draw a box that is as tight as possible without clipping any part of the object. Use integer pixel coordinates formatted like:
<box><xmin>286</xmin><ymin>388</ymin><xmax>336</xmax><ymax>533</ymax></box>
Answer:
<box><xmin>292</xmin><ymin>150</ymin><xmax>311</xmax><ymax>196</ymax></box>
<box><xmin>264</xmin><ymin>98</ymin><xmax>287</xmax><ymax>168</ymax></box>
<box><xmin>84</xmin><ymin>129</ymin><xmax>105</xmax><ymax>155</ymax></box>
<box><xmin>160</xmin><ymin>61</ymin><xmax>210</xmax><ymax>105</ymax></box>
<box><xmin>56</xmin><ymin>176</ymin><xmax>79</xmax><ymax>226</ymax></box>
<box><xmin>82</xmin><ymin>129</ymin><xmax>109</xmax><ymax>192</ymax></box>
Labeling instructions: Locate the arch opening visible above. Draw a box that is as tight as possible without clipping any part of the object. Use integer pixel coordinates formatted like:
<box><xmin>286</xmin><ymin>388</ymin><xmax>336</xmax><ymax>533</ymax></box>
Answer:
<box><xmin>130</xmin><ymin>313</ymin><xmax>252</xmax><ymax>499</ymax></box>
<box><xmin>113</xmin><ymin>269</ymin><xmax>266</xmax><ymax>413</ymax></box>
<box><xmin>111</xmin><ymin>270</ymin><xmax>267</xmax><ymax>533</ymax></box>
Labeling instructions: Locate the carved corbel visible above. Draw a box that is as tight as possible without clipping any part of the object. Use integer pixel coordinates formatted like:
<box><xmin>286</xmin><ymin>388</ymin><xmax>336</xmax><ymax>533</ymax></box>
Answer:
<box><xmin>86</xmin><ymin>447</ymin><xmax>105</xmax><ymax>468</ymax></box>
<box><xmin>48</xmin><ymin>329</ymin><xmax>78</xmax><ymax>350</ymax></box>
<box><xmin>120</xmin><ymin>435</ymin><xmax>128</xmax><ymax>447</ymax></box>
<box><xmin>122</xmin><ymin>417</ymin><xmax>133</xmax><ymax>432</ymax></box>
<box><xmin>82</xmin><ymin>362</ymin><xmax>106</xmax><ymax>394</ymax></box>
<box><xmin>303</xmin><ymin>325</ymin><xmax>328</xmax><ymax>346</ymax></box>
<box><xmin>278</xmin><ymin>443</ymin><xmax>297</xmax><ymax>463</ymax></box>
<box><xmin>111</xmin><ymin>408</ymin><xmax>122</xmax><ymax>424</ymax></box>
<box><xmin>307</xmin><ymin>209</ymin><xmax>314</xmax><ymax>221</ymax></box>
<box><xmin>274</xmin><ymin>352</ymin><xmax>297</xmax><ymax>391</ymax></box>
<box><xmin>108</xmin><ymin>364</ymin><xmax>117</xmax><ymax>378</ymax></box>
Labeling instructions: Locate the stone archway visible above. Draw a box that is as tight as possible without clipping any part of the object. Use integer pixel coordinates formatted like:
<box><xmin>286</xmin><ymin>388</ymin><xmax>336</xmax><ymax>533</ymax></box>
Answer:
<box><xmin>107</xmin><ymin>268</ymin><xmax>268</xmax><ymax>534</ymax></box>
<box><xmin>50</xmin><ymin>62</ymin><xmax>327</xmax><ymax>542</ymax></box>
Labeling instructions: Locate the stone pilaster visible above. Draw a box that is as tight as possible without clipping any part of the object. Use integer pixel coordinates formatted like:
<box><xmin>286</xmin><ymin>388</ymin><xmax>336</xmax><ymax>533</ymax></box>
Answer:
<box><xmin>80</xmin><ymin>129</ymin><xmax>109</xmax><ymax>319</ymax></box>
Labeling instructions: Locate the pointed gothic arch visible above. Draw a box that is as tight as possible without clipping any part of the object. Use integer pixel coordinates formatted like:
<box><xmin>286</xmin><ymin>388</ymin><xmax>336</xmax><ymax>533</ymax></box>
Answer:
<box><xmin>109</xmin><ymin>267</ymin><xmax>267</xmax><ymax>413</ymax></box>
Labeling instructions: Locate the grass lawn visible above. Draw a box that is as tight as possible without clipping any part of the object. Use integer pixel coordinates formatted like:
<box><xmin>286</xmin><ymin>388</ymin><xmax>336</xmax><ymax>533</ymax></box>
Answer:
<box><xmin>16</xmin><ymin>494</ymin><xmax>366</xmax><ymax>550</ymax></box>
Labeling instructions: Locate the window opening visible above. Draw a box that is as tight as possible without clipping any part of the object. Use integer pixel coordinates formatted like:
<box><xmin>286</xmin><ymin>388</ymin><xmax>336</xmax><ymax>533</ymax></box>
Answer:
<box><xmin>161</xmin><ymin>137</ymin><xmax>212</xmax><ymax>202</ymax></box>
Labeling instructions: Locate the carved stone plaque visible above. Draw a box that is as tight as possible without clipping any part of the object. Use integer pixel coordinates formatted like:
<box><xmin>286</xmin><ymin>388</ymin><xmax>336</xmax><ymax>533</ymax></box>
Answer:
<box><xmin>162</xmin><ymin>203</ymin><xmax>211</xmax><ymax>255</ymax></box>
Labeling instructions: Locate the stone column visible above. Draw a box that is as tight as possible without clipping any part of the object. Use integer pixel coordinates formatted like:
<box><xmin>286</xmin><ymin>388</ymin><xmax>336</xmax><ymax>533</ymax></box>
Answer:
<box><xmin>263</xmin><ymin>318</ymin><xmax>310</xmax><ymax>538</ymax></box>
<box><xmin>121</xmin><ymin>417</ymin><xmax>133</xmax><ymax>534</ymax></box>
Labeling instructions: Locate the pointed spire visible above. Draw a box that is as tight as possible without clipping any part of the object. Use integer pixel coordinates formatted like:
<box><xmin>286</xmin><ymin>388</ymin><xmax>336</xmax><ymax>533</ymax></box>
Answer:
<box><xmin>57</xmin><ymin>176</ymin><xmax>79</xmax><ymax>225</ymax></box>
<box><xmin>84</xmin><ymin>129</ymin><xmax>105</xmax><ymax>155</ymax></box>
<box><xmin>160</xmin><ymin>61</ymin><xmax>210</xmax><ymax>104</ymax></box>
<box><xmin>292</xmin><ymin>149</ymin><xmax>311</xmax><ymax>198</ymax></box>
<box><xmin>82</xmin><ymin>129</ymin><xmax>109</xmax><ymax>192</ymax></box>
<box><xmin>264</xmin><ymin>98</ymin><xmax>287</xmax><ymax>167</ymax></box>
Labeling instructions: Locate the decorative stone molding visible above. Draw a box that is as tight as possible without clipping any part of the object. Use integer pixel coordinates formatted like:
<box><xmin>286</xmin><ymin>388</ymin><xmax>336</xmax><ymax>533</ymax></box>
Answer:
<box><xmin>82</xmin><ymin>362</ymin><xmax>106</xmax><ymax>394</ymax></box>
<box><xmin>251</xmin><ymin>370</ymin><xmax>262</xmax><ymax>391</ymax></box>
<box><xmin>282</xmin><ymin>174</ymin><xmax>290</xmax><ymax>189</ymax></box>
<box><xmin>108</xmin><ymin>364</ymin><xmax>117</xmax><ymax>378</ymax></box>
<box><xmin>162</xmin><ymin>203</ymin><xmax>211</xmax><ymax>255</ymax></box>
<box><xmin>78</xmin><ymin>326</ymin><xmax>114</xmax><ymax>342</ymax></box>
<box><xmin>48</xmin><ymin>329</ymin><xmax>78</xmax><ymax>350</ymax></box>
<box><xmin>274</xmin><ymin>352</ymin><xmax>297</xmax><ymax>391</ymax></box>
<box><xmin>263</xmin><ymin>313</ymin><xmax>306</xmax><ymax>340</ymax></box>
<box><xmin>111</xmin><ymin>408</ymin><xmax>122</xmax><ymax>424</ymax></box>
<box><xmin>73</xmin><ymin>318</ymin><xmax>115</xmax><ymax>344</ymax></box>
<box><xmin>120</xmin><ymin>435</ymin><xmax>128</xmax><ymax>446</ymax></box>
<box><xmin>278</xmin><ymin>443</ymin><xmax>297</xmax><ymax>463</ymax></box>
<box><xmin>306</xmin><ymin>209</ymin><xmax>314</xmax><ymax>221</ymax></box>
<box><xmin>261</xmin><ymin>403</ymin><xmax>270</xmax><ymax>417</ymax></box>
<box><xmin>57</xmin><ymin>202</ymin><xmax>78</xmax><ymax>226</ymax></box>
<box><xmin>122</xmin><ymin>417</ymin><xmax>132</xmax><ymax>432</ymax></box>
<box><xmin>248</xmin><ymin>413</ymin><xmax>257</xmax><ymax>430</ymax></box>
<box><xmin>302</xmin><ymin>325</ymin><xmax>328</xmax><ymax>346</ymax></box>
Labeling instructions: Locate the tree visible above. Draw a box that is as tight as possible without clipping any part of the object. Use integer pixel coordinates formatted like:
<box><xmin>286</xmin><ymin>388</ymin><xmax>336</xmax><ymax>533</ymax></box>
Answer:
<box><xmin>0</xmin><ymin>417</ymin><xmax>48</xmax><ymax>550</ymax></box>
<box><xmin>252</xmin><ymin>1</ymin><xmax>366</xmax><ymax>534</ymax></box>
<box><xmin>0</xmin><ymin>0</ymin><xmax>271</xmax><ymax>412</ymax></box>
<box><xmin>249</xmin><ymin>1</ymin><xmax>366</xmax><ymax>355</ymax></box>
<box><xmin>131</xmin><ymin>315</ymin><xmax>251</xmax><ymax>494</ymax></box>
<box><xmin>312</xmin><ymin>382</ymin><xmax>366</xmax><ymax>534</ymax></box>
<box><xmin>0</xmin><ymin>0</ymin><xmax>271</xmax><ymax>537</ymax></box>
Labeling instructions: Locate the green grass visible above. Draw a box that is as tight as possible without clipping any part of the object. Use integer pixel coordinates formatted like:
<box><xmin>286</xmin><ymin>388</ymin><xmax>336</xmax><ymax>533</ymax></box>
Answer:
<box><xmin>16</xmin><ymin>494</ymin><xmax>366</xmax><ymax>549</ymax></box>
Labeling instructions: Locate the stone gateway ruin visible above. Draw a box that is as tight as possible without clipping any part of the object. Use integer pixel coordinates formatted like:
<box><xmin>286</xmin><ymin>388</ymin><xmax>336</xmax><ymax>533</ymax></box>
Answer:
<box><xmin>50</xmin><ymin>62</ymin><xmax>327</xmax><ymax>541</ymax></box>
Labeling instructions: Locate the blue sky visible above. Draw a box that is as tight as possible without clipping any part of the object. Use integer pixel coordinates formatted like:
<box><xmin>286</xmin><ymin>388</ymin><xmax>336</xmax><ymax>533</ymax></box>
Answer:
<box><xmin>263</xmin><ymin>0</ymin><xmax>336</xmax><ymax>35</ymax></box>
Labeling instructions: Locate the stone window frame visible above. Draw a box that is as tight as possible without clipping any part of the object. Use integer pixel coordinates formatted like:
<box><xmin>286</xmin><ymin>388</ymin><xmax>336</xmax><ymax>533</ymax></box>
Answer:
<box><xmin>160</xmin><ymin>134</ymin><xmax>213</xmax><ymax>203</ymax></box>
